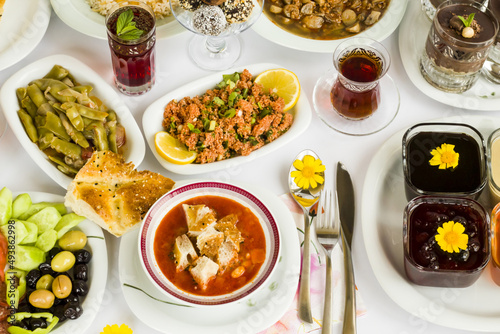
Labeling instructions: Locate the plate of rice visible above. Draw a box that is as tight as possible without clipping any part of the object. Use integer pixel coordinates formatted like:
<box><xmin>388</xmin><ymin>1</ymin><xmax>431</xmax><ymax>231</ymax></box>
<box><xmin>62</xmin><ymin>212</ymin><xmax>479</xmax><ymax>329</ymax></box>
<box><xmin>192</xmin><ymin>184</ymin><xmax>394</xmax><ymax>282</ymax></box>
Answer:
<box><xmin>50</xmin><ymin>0</ymin><xmax>186</xmax><ymax>40</ymax></box>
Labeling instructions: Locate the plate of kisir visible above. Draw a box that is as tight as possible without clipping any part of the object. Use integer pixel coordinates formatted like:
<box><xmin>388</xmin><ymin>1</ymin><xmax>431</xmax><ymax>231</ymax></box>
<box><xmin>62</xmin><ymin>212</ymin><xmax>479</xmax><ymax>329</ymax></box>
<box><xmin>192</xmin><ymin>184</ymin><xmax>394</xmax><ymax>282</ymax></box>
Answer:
<box><xmin>0</xmin><ymin>188</ymin><xmax>107</xmax><ymax>334</ymax></box>
<box><xmin>143</xmin><ymin>63</ymin><xmax>310</xmax><ymax>175</ymax></box>
<box><xmin>252</xmin><ymin>0</ymin><xmax>408</xmax><ymax>53</ymax></box>
<box><xmin>50</xmin><ymin>0</ymin><xmax>186</xmax><ymax>39</ymax></box>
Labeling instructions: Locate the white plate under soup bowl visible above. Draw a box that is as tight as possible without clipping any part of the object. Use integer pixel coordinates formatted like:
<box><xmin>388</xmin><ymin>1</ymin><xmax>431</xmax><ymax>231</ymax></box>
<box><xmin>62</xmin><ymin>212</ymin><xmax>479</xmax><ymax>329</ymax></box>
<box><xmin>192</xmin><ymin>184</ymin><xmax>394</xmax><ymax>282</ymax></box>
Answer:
<box><xmin>138</xmin><ymin>181</ymin><xmax>281</xmax><ymax>306</ymax></box>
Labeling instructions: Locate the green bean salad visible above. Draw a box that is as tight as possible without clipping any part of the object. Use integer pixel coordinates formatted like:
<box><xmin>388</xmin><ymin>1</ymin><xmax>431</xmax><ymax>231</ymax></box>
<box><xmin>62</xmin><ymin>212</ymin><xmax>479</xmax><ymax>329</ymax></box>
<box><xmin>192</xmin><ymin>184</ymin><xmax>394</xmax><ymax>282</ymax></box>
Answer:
<box><xmin>16</xmin><ymin>65</ymin><xmax>127</xmax><ymax>176</ymax></box>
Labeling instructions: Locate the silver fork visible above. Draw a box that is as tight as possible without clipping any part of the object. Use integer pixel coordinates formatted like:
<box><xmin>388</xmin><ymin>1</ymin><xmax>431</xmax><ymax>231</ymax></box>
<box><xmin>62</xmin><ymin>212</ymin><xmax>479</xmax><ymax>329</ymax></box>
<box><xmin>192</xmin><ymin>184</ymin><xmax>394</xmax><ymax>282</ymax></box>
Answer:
<box><xmin>315</xmin><ymin>189</ymin><xmax>340</xmax><ymax>334</ymax></box>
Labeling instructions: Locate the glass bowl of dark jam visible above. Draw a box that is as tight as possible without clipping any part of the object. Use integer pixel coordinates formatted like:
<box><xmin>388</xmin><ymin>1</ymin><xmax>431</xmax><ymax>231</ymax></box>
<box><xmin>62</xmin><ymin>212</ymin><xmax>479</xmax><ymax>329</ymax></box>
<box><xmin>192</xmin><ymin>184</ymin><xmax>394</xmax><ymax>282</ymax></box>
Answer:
<box><xmin>403</xmin><ymin>196</ymin><xmax>490</xmax><ymax>287</ymax></box>
<box><xmin>402</xmin><ymin>122</ymin><xmax>487</xmax><ymax>201</ymax></box>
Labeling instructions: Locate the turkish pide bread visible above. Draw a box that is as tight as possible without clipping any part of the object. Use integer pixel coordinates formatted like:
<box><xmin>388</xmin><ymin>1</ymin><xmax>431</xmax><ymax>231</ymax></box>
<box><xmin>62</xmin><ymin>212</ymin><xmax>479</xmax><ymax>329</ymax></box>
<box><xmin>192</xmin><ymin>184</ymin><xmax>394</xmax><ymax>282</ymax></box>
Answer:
<box><xmin>65</xmin><ymin>150</ymin><xmax>175</xmax><ymax>236</ymax></box>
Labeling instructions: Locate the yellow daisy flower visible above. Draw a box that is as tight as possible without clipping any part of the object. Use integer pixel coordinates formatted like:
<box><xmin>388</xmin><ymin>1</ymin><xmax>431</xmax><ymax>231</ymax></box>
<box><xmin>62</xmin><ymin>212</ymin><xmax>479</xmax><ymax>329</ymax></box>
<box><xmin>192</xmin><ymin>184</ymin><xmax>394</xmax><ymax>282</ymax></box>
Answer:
<box><xmin>290</xmin><ymin>155</ymin><xmax>325</xmax><ymax>189</ymax></box>
<box><xmin>429</xmin><ymin>143</ymin><xmax>459</xmax><ymax>169</ymax></box>
<box><xmin>101</xmin><ymin>324</ymin><xmax>133</xmax><ymax>334</ymax></box>
<box><xmin>435</xmin><ymin>221</ymin><xmax>469</xmax><ymax>253</ymax></box>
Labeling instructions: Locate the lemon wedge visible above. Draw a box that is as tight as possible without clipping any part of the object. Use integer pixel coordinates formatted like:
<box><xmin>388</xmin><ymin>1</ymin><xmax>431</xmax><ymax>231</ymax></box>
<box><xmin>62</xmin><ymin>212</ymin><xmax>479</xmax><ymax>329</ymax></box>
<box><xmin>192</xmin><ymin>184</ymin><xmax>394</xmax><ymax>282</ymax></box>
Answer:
<box><xmin>254</xmin><ymin>68</ymin><xmax>301</xmax><ymax>111</ymax></box>
<box><xmin>154</xmin><ymin>131</ymin><xmax>197</xmax><ymax>165</ymax></box>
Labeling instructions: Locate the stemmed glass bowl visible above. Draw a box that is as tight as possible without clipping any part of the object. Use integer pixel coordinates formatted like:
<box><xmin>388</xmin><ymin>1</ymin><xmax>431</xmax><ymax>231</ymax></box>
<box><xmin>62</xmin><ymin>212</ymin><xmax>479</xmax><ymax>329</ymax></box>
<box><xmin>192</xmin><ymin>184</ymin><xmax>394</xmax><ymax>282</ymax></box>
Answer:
<box><xmin>170</xmin><ymin>0</ymin><xmax>263</xmax><ymax>71</ymax></box>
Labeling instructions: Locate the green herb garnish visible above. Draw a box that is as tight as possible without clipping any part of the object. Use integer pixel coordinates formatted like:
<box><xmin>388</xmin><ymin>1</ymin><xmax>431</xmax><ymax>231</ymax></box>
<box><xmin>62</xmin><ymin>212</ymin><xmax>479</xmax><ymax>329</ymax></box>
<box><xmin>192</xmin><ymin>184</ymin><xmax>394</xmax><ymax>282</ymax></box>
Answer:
<box><xmin>187</xmin><ymin>123</ymin><xmax>200</xmax><ymax>133</ymax></box>
<box><xmin>216</xmin><ymin>72</ymin><xmax>240</xmax><ymax>88</ymax></box>
<box><xmin>457</xmin><ymin>13</ymin><xmax>475</xmax><ymax>27</ymax></box>
<box><xmin>213</xmin><ymin>96</ymin><xmax>225</xmax><ymax>106</ymax></box>
<box><xmin>116</xmin><ymin>9</ymin><xmax>144</xmax><ymax>40</ymax></box>
<box><xmin>223</xmin><ymin>108</ymin><xmax>236</xmax><ymax>118</ymax></box>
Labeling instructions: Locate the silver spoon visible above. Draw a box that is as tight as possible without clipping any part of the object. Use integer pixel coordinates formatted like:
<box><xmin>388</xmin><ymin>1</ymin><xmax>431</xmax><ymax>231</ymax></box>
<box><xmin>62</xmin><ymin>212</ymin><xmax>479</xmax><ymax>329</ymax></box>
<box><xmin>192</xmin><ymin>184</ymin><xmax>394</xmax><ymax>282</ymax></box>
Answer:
<box><xmin>288</xmin><ymin>149</ymin><xmax>325</xmax><ymax>324</ymax></box>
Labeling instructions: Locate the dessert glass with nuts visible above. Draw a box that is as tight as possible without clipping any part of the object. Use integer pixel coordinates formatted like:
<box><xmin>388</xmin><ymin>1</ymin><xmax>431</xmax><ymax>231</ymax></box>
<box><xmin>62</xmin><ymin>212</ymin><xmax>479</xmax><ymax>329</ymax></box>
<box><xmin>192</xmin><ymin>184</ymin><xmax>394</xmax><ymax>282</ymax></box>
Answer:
<box><xmin>170</xmin><ymin>0</ymin><xmax>263</xmax><ymax>71</ymax></box>
<box><xmin>420</xmin><ymin>0</ymin><xmax>499</xmax><ymax>93</ymax></box>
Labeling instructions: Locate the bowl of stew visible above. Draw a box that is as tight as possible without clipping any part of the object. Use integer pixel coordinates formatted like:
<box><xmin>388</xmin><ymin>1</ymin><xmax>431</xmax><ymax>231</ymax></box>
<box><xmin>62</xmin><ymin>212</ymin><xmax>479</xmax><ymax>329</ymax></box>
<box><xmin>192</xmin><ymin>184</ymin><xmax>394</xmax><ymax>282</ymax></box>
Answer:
<box><xmin>138</xmin><ymin>181</ymin><xmax>281</xmax><ymax>306</ymax></box>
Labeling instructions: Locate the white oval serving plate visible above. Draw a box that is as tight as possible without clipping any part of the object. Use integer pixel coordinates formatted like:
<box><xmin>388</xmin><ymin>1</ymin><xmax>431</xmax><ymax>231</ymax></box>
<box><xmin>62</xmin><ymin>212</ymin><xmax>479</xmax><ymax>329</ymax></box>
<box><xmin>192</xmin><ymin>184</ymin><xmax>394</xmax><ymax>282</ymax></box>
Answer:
<box><xmin>0</xmin><ymin>54</ymin><xmax>146</xmax><ymax>189</ymax></box>
<box><xmin>142</xmin><ymin>63</ymin><xmax>311</xmax><ymax>175</ymax></box>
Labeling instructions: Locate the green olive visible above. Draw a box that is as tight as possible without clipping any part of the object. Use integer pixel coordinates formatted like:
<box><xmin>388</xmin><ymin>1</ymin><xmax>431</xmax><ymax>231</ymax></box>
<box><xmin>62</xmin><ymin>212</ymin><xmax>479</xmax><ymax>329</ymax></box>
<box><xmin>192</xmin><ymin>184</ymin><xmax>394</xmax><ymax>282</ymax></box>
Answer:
<box><xmin>35</xmin><ymin>274</ymin><xmax>54</xmax><ymax>290</ymax></box>
<box><xmin>29</xmin><ymin>289</ymin><xmax>55</xmax><ymax>309</ymax></box>
<box><xmin>52</xmin><ymin>275</ymin><xmax>72</xmax><ymax>299</ymax></box>
<box><xmin>58</xmin><ymin>230</ymin><xmax>87</xmax><ymax>252</ymax></box>
<box><xmin>51</xmin><ymin>251</ymin><xmax>76</xmax><ymax>272</ymax></box>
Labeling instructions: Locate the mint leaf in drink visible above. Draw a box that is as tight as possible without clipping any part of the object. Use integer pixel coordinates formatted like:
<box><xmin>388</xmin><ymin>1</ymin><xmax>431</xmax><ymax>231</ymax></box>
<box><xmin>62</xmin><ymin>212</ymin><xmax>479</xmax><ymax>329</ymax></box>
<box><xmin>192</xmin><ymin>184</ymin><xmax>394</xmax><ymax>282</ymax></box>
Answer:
<box><xmin>119</xmin><ymin>29</ymin><xmax>144</xmax><ymax>40</ymax></box>
<box><xmin>116</xmin><ymin>8</ymin><xmax>144</xmax><ymax>39</ymax></box>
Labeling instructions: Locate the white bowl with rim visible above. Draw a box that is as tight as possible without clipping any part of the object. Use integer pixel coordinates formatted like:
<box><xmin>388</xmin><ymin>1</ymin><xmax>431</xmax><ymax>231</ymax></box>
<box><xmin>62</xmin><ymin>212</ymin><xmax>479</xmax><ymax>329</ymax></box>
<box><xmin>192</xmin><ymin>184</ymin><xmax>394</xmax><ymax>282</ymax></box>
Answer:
<box><xmin>138</xmin><ymin>181</ymin><xmax>281</xmax><ymax>306</ymax></box>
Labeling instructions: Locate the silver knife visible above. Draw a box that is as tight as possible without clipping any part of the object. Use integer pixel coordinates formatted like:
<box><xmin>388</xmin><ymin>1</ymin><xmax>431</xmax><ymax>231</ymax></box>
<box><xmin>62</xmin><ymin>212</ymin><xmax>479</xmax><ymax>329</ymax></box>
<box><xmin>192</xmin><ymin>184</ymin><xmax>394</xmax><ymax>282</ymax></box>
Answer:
<box><xmin>336</xmin><ymin>161</ymin><xmax>356</xmax><ymax>334</ymax></box>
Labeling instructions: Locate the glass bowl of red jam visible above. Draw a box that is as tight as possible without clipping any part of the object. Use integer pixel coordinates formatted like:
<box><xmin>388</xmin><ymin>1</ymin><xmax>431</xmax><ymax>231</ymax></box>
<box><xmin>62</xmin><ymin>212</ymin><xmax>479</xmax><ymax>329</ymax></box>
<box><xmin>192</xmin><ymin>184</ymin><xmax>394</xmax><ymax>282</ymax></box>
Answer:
<box><xmin>403</xmin><ymin>196</ymin><xmax>490</xmax><ymax>287</ymax></box>
<box><xmin>402</xmin><ymin>122</ymin><xmax>487</xmax><ymax>201</ymax></box>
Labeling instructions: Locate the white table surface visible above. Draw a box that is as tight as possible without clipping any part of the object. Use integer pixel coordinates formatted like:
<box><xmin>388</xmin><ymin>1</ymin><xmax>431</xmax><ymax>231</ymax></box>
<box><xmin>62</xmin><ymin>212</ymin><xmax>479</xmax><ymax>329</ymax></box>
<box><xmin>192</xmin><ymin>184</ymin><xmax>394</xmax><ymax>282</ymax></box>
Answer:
<box><xmin>0</xmin><ymin>3</ymin><xmax>499</xmax><ymax>334</ymax></box>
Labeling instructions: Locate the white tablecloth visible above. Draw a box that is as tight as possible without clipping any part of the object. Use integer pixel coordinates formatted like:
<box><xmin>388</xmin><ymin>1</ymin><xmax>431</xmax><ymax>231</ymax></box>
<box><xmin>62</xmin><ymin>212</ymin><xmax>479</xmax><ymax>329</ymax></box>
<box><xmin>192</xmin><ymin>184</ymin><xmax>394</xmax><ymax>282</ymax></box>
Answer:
<box><xmin>0</xmin><ymin>3</ymin><xmax>499</xmax><ymax>334</ymax></box>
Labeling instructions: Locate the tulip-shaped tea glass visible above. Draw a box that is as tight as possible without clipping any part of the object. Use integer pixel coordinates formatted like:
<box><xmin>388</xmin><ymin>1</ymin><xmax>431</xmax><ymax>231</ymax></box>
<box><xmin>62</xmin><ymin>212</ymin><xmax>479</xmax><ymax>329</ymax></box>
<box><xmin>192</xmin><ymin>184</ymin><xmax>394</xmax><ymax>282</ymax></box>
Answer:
<box><xmin>313</xmin><ymin>37</ymin><xmax>399</xmax><ymax>136</ymax></box>
<box><xmin>170</xmin><ymin>0</ymin><xmax>263</xmax><ymax>71</ymax></box>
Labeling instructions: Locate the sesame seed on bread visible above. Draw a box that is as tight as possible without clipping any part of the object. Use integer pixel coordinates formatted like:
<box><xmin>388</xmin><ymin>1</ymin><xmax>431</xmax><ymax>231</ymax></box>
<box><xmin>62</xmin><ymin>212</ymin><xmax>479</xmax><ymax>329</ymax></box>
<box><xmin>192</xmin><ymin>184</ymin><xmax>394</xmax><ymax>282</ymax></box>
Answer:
<box><xmin>65</xmin><ymin>150</ymin><xmax>175</xmax><ymax>237</ymax></box>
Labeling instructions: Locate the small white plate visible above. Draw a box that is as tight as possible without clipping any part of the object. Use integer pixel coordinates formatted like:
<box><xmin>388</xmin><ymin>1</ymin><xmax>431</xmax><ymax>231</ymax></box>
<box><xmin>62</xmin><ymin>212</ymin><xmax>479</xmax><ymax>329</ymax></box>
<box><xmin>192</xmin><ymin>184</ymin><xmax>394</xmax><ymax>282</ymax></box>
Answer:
<box><xmin>0</xmin><ymin>0</ymin><xmax>51</xmax><ymax>71</ymax></box>
<box><xmin>399</xmin><ymin>0</ymin><xmax>500</xmax><ymax>111</ymax></box>
<box><xmin>362</xmin><ymin>115</ymin><xmax>500</xmax><ymax>332</ymax></box>
<box><xmin>252</xmin><ymin>0</ymin><xmax>408</xmax><ymax>53</ymax></box>
<box><xmin>142</xmin><ymin>63</ymin><xmax>312</xmax><ymax>175</ymax></box>
<box><xmin>50</xmin><ymin>0</ymin><xmax>187</xmax><ymax>40</ymax></box>
<box><xmin>119</xmin><ymin>182</ymin><xmax>300</xmax><ymax>334</ymax></box>
<box><xmin>0</xmin><ymin>54</ymin><xmax>146</xmax><ymax>189</ymax></box>
<box><xmin>14</xmin><ymin>191</ymin><xmax>108</xmax><ymax>334</ymax></box>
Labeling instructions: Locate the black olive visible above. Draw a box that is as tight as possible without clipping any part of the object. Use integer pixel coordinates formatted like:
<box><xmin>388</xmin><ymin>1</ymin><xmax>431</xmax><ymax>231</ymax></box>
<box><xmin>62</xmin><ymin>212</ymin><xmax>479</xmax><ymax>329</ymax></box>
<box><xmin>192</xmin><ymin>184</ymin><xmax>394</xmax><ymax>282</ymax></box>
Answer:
<box><xmin>38</xmin><ymin>262</ymin><xmax>54</xmax><ymax>276</ymax></box>
<box><xmin>17</xmin><ymin>299</ymin><xmax>31</xmax><ymax>313</ymax></box>
<box><xmin>53</xmin><ymin>304</ymin><xmax>67</xmax><ymax>323</ymax></box>
<box><xmin>55</xmin><ymin>271</ymin><xmax>71</xmax><ymax>278</ymax></box>
<box><xmin>53</xmin><ymin>297</ymin><xmax>63</xmax><ymax>306</ymax></box>
<box><xmin>64</xmin><ymin>293</ymin><xmax>79</xmax><ymax>304</ymax></box>
<box><xmin>74</xmin><ymin>249</ymin><xmax>92</xmax><ymax>264</ymax></box>
<box><xmin>64</xmin><ymin>301</ymin><xmax>83</xmax><ymax>320</ymax></box>
<box><xmin>47</xmin><ymin>247</ymin><xmax>62</xmax><ymax>261</ymax></box>
<box><xmin>31</xmin><ymin>307</ymin><xmax>47</xmax><ymax>314</ymax></box>
<box><xmin>29</xmin><ymin>318</ymin><xmax>47</xmax><ymax>330</ymax></box>
<box><xmin>72</xmin><ymin>280</ymin><xmax>89</xmax><ymax>297</ymax></box>
<box><xmin>12</xmin><ymin>319</ymin><xmax>29</xmax><ymax>330</ymax></box>
<box><xmin>26</xmin><ymin>269</ymin><xmax>42</xmax><ymax>289</ymax></box>
<box><xmin>74</xmin><ymin>264</ymin><xmax>88</xmax><ymax>282</ymax></box>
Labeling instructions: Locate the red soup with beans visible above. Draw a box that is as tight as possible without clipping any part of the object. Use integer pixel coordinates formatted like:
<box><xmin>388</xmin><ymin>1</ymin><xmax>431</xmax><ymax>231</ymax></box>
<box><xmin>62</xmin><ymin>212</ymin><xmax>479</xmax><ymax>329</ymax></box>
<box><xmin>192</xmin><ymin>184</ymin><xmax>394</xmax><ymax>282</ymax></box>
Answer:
<box><xmin>153</xmin><ymin>195</ymin><xmax>266</xmax><ymax>296</ymax></box>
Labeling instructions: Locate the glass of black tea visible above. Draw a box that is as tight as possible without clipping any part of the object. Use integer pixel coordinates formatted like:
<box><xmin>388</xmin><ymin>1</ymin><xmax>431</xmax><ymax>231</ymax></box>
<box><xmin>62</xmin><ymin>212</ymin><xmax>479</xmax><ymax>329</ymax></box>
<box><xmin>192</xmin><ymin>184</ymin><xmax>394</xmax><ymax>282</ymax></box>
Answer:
<box><xmin>313</xmin><ymin>37</ymin><xmax>399</xmax><ymax>136</ymax></box>
<box><xmin>330</xmin><ymin>38</ymin><xmax>390</xmax><ymax>120</ymax></box>
<box><xmin>106</xmin><ymin>1</ymin><xmax>156</xmax><ymax>96</ymax></box>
